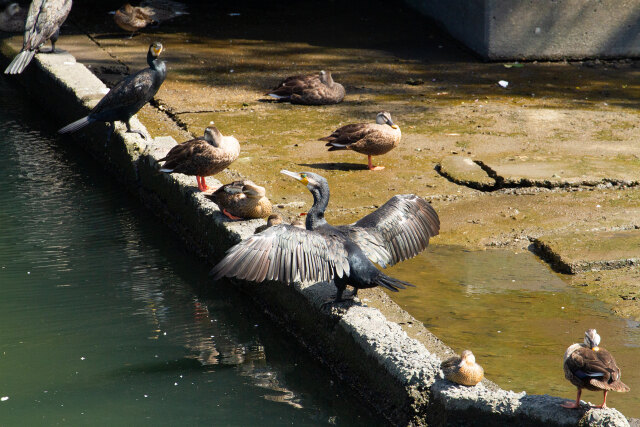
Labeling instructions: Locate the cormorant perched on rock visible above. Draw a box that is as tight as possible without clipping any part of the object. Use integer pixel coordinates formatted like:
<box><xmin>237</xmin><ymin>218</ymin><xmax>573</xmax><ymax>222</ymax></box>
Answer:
<box><xmin>266</xmin><ymin>70</ymin><xmax>345</xmax><ymax>105</ymax></box>
<box><xmin>562</xmin><ymin>329</ymin><xmax>629</xmax><ymax>409</ymax></box>
<box><xmin>58</xmin><ymin>42</ymin><xmax>166</xmax><ymax>142</ymax></box>
<box><xmin>4</xmin><ymin>0</ymin><xmax>72</xmax><ymax>74</ymax></box>
<box><xmin>0</xmin><ymin>3</ymin><xmax>27</xmax><ymax>32</ymax></box>
<box><xmin>320</xmin><ymin>111</ymin><xmax>401</xmax><ymax>171</ymax></box>
<box><xmin>211</xmin><ymin>170</ymin><xmax>440</xmax><ymax>303</ymax></box>
<box><xmin>158</xmin><ymin>124</ymin><xmax>240</xmax><ymax>192</ymax></box>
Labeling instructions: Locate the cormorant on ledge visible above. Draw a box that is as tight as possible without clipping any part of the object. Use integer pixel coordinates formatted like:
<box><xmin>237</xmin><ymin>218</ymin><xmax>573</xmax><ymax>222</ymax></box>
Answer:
<box><xmin>58</xmin><ymin>42</ymin><xmax>166</xmax><ymax>142</ymax></box>
<box><xmin>211</xmin><ymin>170</ymin><xmax>440</xmax><ymax>303</ymax></box>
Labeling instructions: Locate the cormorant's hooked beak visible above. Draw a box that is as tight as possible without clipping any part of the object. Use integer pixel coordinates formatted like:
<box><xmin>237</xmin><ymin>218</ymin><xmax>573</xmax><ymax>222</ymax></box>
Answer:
<box><xmin>281</xmin><ymin>169</ymin><xmax>309</xmax><ymax>186</ymax></box>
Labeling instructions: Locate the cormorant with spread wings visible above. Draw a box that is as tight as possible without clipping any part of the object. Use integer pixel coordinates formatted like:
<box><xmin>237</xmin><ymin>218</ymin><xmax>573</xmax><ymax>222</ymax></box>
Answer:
<box><xmin>210</xmin><ymin>170</ymin><xmax>440</xmax><ymax>303</ymax></box>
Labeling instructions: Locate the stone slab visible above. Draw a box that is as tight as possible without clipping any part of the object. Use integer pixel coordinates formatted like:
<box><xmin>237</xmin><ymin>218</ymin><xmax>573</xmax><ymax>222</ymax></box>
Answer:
<box><xmin>481</xmin><ymin>156</ymin><xmax>640</xmax><ymax>188</ymax></box>
<box><xmin>405</xmin><ymin>0</ymin><xmax>640</xmax><ymax>60</ymax></box>
<box><xmin>534</xmin><ymin>230</ymin><xmax>640</xmax><ymax>274</ymax></box>
<box><xmin>439</xmin><ymin>155</ymin><xmax>496</xmax><ymax>190</ymax></box>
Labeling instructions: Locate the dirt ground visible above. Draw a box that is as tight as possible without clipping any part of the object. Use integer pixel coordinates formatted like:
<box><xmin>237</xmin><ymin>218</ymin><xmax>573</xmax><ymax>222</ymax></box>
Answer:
<box><xmin>3</xmin><ymin>0</ymin><xmax>639</xmax><ymax>319</ymax></box>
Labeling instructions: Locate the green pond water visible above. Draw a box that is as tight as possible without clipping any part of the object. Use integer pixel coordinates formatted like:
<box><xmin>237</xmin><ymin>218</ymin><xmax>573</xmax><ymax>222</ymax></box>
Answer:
<box><xmin>388</xmin><ymin>246</ymin><xmax>640</xmax><ymax>417</ymax></box>
<box><xmin>0</xmin><ymin>78</ymin><xmax>381</xmax><ymax>426</ymax></box>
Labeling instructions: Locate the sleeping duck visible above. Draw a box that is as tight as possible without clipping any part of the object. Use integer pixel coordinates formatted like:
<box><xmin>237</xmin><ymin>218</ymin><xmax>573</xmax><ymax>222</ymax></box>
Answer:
<box><xmin>0</xmin><ymin>3</ymin><xmax>27</xmax><ymax>32</ymax></box>
<box><xmin>159</xmin><ymin>124</ymin><xmax>240</xmax><ymax>192</ymax></box>
<box><xmin>441</xmin><ymin>350</ymin><xmax>484</xmax><ymax>386</ymax></box>
<box><xmin>206</xmin><ymin>180</ymin><xmax>272</xmax><ymax>220</ymax></box>
<box><xmin>112</xmin><ymin>0</ymin><xmax>188</xmax><ymax>37</ymax></box>
<box><xmin>266</xmin><ymin>70</ymin><xmax>345</xmax><ymax>105</ymax></box>
<box><xmin>319</xmin><ymin>111</ymin><xmax>401</xmax><ymax>171</ymax></box>
<box><xmin>562</xmin><ymin>328</ymin><xmax>629</xmax><ymax>409</ymax></box>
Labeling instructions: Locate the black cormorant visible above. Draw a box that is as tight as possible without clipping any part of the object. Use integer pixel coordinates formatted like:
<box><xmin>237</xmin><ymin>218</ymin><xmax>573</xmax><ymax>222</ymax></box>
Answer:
<box><xmin>211</xmin><ymin>170</ymin><xmax>440</xmax><ymax>303</ymax></box>
<box><xmin>4</xmin><ymin>0</ymin><xmax>73</xmax><ymax>75</ymax></box>
<box><xmin>58</xmin><ymin>42</ymin><xmax>166</xmax><ymax>142</ymax></box>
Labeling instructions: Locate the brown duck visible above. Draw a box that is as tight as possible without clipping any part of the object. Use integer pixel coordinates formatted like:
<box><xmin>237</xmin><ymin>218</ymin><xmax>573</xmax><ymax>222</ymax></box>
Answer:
<box><xmin>319</xmin><ymin>111</ymin><xmax>401</xmax><ymax>171</ymax></box>
<box><xmin>111</xmin><ymin>0</ymin><xmax>188</xmax><ymax>37</ymax></box>
<box><xmin>266</xmin><ymin>70</ymin><xmax>345</xmax><ymax>105</ymax></box>
<box><xmin>206</xmin><ymin>180</ymin><xmax>273</xmax><ymax>220</ymax></box>
<box><xmin>562</xmin><ymin>328</ymin><xmax>629</xmax><ymax>409</ymax></box>
<box><xmin>159</xmin><ymin>124</ymin><xmax>240</xmax><ymax>192</ymax></box>
<box><xmin>441</xmin><ymin>350</ymin><xmax>484</xmax><ymax>386</ymax></box>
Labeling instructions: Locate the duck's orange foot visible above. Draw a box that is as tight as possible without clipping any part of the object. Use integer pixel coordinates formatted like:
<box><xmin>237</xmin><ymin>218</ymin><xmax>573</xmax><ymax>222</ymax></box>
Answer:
<box><xmin>223</xmin><ymin>209</ymin><xmax>243</xmax><ymax>220</ymax></box>
<box><xmin>368</xmin><ymin>165</ymin><xmax>385</xmax><ymax>171</ymax></box>
<box><xmin>561</xmin><ymin>401</ymin><xmax>581</xmax><ymax>409</ymax></box>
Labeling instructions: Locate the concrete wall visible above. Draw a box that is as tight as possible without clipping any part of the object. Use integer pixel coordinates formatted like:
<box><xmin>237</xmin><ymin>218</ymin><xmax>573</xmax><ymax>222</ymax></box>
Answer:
<box><xmin>0</xmin><ymin>42</ymin><xmax>633</xmax><ymax>426</ymax></box>
<box><xmin>405</xmin><ymin>0</ymin><xmax>640</xmax><ymax>60</ymax></box>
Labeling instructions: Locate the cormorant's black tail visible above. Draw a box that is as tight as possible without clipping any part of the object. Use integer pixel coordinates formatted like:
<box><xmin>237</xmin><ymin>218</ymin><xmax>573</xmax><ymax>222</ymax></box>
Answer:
<box><xmin>5</xmin><ymin>50</ymin><xmax>36</xmax><ymax>75</ymax></box>
<box><xmin>374</xmin><ymin>274</ymin><xmax>415</xmax><ymax>292</ymax></box>
<box><xmin>58</xmin><ymin>116</ymin><xmax>95</xmax><ymax>134</ymax></box>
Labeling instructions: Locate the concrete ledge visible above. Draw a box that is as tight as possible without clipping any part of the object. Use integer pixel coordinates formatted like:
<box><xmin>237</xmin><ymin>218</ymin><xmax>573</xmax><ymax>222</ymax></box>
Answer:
<box><xmin>534</xmin><ymin>230</ymin><xmax>640</xmax><ymax>274</ymax></box>
<box><xmin>404</xmin><ymin>0</ymin><xmax>640</xmax><ymax>60</ymax></box>
<box><xmin>0</xmin><ymin>40</ymin><xmax>631</xmax><ymax>426</ymax></box>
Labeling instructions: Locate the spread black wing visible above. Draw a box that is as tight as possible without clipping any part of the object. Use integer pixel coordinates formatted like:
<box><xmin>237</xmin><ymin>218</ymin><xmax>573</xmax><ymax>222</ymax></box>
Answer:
<box><xmin>210</xmin><ymin>224</ymin><xmax>349</xmax><ymax>284</ymax></box>
<box><xmin>338</xmin><ymin>194</ymin><xmax>440</xmax><ymax>268</ymax></box>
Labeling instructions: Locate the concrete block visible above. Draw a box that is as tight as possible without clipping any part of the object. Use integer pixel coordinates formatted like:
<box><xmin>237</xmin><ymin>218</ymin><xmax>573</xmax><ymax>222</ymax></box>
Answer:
<box><xmin>534</xmin><ymin>229</ymin><xmax>640</xmax><ymax>273</ymax></box>
<box><xmin>405</xmin><ymin>0</ymin><xmax>640</xmax><ymax>60</ymax></box>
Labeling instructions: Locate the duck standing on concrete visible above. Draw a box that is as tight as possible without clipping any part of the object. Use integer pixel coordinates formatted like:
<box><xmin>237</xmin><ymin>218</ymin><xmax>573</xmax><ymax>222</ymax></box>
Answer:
<box><xmin>320</xmin><ymin>111</ymin><xmax>401</xmax><ymax>171</ymax></box>
<box><xmin>562</xmin><ymin>329</ymin><xmax>629</xmax><ymax>409</ymax></box>
<box><xmin>4</xmin><ymin>0</ymin><xmax>72</xmax><ymax>74</ymax></box>
<box><xmin>206</xmin><ymin>180</ymin><xmax>272</xmax><ymax>220</ymax></box>
<box><xmin>158</xmin><ymin>124</ymin><xmax>240</xmax><ymax>192</ymax></box>
<box><xmin>111</xmin><ymin>0</ymin><xmax>188</xmax><ymax>38</ymax></box>
<box><xmin>441</xmin><ymin>350</ymin><xmax>484</xmax><ymax>386</ymax></box>
<box><xmin>0</xmin><ymin>3</ymin><xmax>27</xmax><ymax>32</ymax></box>
<box><xmin>266</xmin><ymin>70</ymin><xmax>345</xmax><ymax>105</ymax></box>
<box><xmin>211</xmin><ymin>170</ymin><xmax>440</xmax><ymax>303</ymax></box>
<box><xmin>58</xmin><ymin>42</ymin><xmax>166</xmax><ymax>142</ymax></box>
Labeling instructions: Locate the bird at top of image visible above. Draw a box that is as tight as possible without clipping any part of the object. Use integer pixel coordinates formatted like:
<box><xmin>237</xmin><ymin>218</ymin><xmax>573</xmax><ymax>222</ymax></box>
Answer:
<box><xmin>319</xmin><ymin>111</ymin><xmax>401</xmax><ymax>171</ymax></box>
<box><xmin>210</xmin><ymin>170</ymin><xmax>440</xmax><ymax>304</ymax></box>
<box><xmin>0</xmin><ymin>2</ymin><xmax>27</xmax><ymax>32</ymax></box>
<box><xmin>110</xmin><ymin>0</ymin><xmax>188</xmax><ymax>38</ymax></box>
<box><xmin>58</xmin><ymin>41</ymin><xmax>166</xmax><ymax>142</ymax></box>
<box><xmin>4</xmin><ymin>0</ymin><xmax>72</xmax><ymax>74</ymax></box>
<box><xmin>206</xmin><ymin>180</ymin><xmax>272</xmax><ymax>220</ymax></box>
<box><xmin>562</xmin><ymin>328</ymin><xmax>630</xmax><ymax>410</ymax></box>
<box><xmin>266</xmin><ymin>70</ymin><xmax>345</xmax><ymax>105</ymax></box>
<box><xmin>158</xmin><ymin>123</ymin><xmax>240</xmax><ymax>192</ymax></box>
<box><xmin>441</xmin><ymin>350</ymin><xmax>484</xmax><ymax>387</ymax></box>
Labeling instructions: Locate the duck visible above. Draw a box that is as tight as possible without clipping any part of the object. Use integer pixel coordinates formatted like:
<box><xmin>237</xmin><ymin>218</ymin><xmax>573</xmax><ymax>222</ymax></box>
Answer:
<box><xmin>562</xmin><ymin>328</ymin><xmax>629</xmax><ymax>409</ymax></box>
<box><xmin>211</xmin><ymin>170</ymin><xmax>440</xmax><ymax>304</ymax></box>
<box><xmin>58</xmin><ymin>42</ymin><xmax>166</xmax><ymax>142</ymax></box>
<box><xmin>0</xmin><ymin>3</ymin><xmax>27</xmax><ymax>32</ymax></box>
<box><xmin>441</xmin><ymin>350</ymin><xmax>484</xmax><ymax>386</ymax></box>
<box><xmin>266</xmin><ymin>70</ymin><xmax>345</xmax><ymax>105</ymax></box>
<box><xmin>206</xmin><ymin>180</ymin><xmax>273</xmax><ymax>220</ymax></box>
<box><xmin>158</xmin><ymin>124</ymin><xmax>240</xmax><ymax>192</ymax></box>
<box><xmin>111</xmin><ymin>0</ymin><xmax>188</xmax><ymax>38</ymax></box>
<box><xmin>4</xmin><ymin>0</ymin><xmax>72</xmax><ymax>74</ymax></box>
<box><xmin>319</xmin><ymin>111</ymin><xmax>401</xmax><ymax>171</ymax></box>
